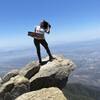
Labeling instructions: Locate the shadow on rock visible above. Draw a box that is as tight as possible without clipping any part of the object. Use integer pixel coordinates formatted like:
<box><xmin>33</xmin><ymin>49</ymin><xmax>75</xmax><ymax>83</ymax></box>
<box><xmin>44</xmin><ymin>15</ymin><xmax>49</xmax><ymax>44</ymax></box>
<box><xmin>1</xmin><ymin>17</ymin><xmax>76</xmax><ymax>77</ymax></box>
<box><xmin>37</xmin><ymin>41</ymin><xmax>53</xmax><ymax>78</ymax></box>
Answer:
<box><xmin>24</xmin><ymin>65</ymin><xmax>40</xmax><ymax>79</ymax></box>
<box><xmin>40</xmin><ymin>60</ymin><xmax>49</xmax><ymax>66</ymax></box>
<box><xmin>30</xmin><ymin>74</ymin><xmax>68</xmax><ymax>91</ymax></box>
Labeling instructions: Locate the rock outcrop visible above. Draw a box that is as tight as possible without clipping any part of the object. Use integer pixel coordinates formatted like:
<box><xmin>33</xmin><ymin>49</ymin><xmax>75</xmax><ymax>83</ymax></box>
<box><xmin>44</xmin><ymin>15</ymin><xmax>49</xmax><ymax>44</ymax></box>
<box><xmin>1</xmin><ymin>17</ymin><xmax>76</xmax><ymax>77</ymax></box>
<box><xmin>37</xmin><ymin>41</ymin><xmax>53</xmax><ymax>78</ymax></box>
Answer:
<box><xmin>15</xmin><ymin>87</ymin><xmax>67</xmax><ymax>100</ymax></box>
<box><xmin>29</xmin><ymin>55</ymin><xmax>74</xmax><ymax>90</ymax></box>
<box><xmin>0</xmin><ymin>55</ymin><xmax>75</xmax><ymax>100</ymax></box>
<box><xmin>2</xmin><ymin>69</ymin><xmax>19</xmax><ymax>84</ymax></box>
<box><xmin>0</xmin><ymin>75</ymin><xmax>30</xmax><ymax>100</ymax></box>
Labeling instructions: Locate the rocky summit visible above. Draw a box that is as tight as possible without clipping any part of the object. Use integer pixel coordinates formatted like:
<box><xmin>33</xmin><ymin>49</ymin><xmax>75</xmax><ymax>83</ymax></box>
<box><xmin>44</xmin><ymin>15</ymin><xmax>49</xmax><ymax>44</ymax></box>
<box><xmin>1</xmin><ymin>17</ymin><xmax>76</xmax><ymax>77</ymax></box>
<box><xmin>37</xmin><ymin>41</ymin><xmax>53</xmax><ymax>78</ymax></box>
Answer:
<box><xmin>0</xmin><ymin>55</ymin><xmax>75</xmax><ymax>100</ymax></box>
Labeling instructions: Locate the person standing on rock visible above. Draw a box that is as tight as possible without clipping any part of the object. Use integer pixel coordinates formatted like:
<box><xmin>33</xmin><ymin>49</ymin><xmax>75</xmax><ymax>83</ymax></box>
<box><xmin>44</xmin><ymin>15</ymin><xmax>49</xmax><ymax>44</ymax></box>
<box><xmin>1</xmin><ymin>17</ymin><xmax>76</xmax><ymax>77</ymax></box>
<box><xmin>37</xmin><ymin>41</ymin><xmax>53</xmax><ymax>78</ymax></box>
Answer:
<box><xmin>28</xmin><ymin>20</ymin><xmax>54</xmax><ymax>65</ymax></box>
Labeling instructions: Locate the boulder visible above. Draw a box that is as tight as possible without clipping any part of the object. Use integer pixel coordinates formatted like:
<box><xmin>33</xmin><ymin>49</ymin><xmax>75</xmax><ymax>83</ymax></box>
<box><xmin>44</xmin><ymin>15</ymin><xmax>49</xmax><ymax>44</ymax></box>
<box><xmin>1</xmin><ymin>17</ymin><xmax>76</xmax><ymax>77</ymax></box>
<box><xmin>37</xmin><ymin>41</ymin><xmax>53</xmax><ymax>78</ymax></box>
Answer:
<box><xmin>15</xmin><ymin>87</ymin><xmax>67</xmax><ymax>100</ymax></box>
<box><xmin>2</xmin><ymin>69</ymin><xmax>19</xmax><ymax>84</ymax></box>
<box><xmin>0</xmin><ymin>75</ymin><xmax>30</xmax><ymax>100</ymax></box>
<box><xmin>0</xmin><ymin>80</ymin><xmax>14</xmax><ymax>99</ymax></box>
<box><xmin>30</xmin><ymin>55</ymin><xmax>75</xmax><ymax>90</ymax></box>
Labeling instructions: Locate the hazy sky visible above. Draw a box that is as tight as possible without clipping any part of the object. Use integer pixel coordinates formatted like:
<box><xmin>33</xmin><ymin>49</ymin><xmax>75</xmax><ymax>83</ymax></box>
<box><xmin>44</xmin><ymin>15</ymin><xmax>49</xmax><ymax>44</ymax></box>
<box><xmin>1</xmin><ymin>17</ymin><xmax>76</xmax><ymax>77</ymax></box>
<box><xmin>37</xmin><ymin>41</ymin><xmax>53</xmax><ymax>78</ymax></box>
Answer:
<box><xmin>0</xmin><ymin>0</ymin><xmax>100</xmax><ymax>48</ymax></box>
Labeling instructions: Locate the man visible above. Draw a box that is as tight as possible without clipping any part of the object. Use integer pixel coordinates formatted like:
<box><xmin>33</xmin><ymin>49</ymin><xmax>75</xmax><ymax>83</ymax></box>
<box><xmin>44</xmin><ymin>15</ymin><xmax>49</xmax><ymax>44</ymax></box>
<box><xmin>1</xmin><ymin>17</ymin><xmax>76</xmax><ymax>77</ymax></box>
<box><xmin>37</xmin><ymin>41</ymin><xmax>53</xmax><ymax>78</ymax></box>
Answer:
<box><xmin>29</xmin><ymin>20</ymin><xmax>54</xmax><ymax>65</ymax></box>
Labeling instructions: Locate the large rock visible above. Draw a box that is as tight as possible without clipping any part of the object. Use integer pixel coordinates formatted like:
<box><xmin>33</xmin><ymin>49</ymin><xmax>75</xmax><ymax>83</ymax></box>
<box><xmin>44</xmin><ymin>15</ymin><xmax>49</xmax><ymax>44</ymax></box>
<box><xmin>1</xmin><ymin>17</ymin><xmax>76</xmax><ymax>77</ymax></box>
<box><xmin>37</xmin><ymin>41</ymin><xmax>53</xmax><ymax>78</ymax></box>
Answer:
<box><xmin>10</xmin><ymin>75</ymin><xmax>30</xmax><ymax>99</ymax></box>
<box><xmin>15</xmin><ymin>87</ymin><xmax>67</xmax><ymax>100</ymax></box>
<box><xmin>2</xmin><ymin>69</ymin><xmax>19</xmax><ymax>84</ymax></box>
<box><xmin>30</xmin><ymin>55</ymin><xmax>75</xmax><ymax>90</ymax></box>
<box><xmin>0</xmin><ymin>80</ymin><xmax>14</xmax><ymax>99</ymax></box>
<box><xmin>0</xmin><ymin>75</ymin><xmax>30</xmax><ymax>100</ymax></box>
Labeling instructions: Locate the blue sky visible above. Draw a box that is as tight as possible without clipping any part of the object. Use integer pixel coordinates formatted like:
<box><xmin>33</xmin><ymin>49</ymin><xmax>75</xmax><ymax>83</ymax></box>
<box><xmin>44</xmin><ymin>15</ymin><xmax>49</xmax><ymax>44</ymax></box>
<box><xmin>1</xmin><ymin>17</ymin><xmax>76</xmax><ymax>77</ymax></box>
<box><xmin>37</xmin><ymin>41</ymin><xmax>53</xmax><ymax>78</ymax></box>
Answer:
<box><xmin>0</xmin><ymin>0</ymin><xmax>100</xmax><ymax>48</ymax></box>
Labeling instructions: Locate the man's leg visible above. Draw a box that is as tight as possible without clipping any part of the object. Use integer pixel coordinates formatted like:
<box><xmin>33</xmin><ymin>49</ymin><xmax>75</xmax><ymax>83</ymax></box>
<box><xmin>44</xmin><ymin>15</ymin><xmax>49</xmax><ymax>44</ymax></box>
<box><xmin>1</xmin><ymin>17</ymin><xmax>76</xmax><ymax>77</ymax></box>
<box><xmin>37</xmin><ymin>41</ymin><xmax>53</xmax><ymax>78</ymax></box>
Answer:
<box><xmin>34</xmin><ymin>39</ymin><xmax>42</xmax><ymax>64</ymax></box>
<box><xmin>40</xmin><ymin>39</ymin><xmax>54</xmax><ymax>61</ymax></box>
